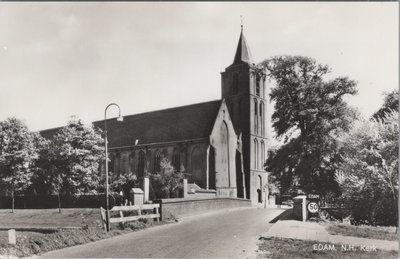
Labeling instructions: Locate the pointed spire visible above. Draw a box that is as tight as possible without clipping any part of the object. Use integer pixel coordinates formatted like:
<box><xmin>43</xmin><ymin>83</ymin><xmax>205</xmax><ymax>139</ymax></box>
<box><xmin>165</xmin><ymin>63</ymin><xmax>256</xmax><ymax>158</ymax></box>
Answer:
<box><xmin>233</xmin><ymin>23</ymin><xmax>253</xmax><ymax>65</ymax></box>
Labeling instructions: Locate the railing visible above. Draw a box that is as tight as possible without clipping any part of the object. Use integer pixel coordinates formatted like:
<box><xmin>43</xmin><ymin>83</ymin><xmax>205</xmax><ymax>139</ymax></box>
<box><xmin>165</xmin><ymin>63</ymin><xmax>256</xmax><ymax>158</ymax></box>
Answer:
<box><xmin>100</xmin><ymin>204</ymin><xmax>160</xmax><ymax>230</ymax></box>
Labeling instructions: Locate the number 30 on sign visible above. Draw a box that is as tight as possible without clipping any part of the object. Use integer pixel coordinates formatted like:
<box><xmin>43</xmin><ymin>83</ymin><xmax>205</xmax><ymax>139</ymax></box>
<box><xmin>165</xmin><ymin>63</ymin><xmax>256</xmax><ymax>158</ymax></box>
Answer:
<box><xmin>307</xmin><ymin>202</ymin><xmax>319</xmax><ymax>213</ymax></box>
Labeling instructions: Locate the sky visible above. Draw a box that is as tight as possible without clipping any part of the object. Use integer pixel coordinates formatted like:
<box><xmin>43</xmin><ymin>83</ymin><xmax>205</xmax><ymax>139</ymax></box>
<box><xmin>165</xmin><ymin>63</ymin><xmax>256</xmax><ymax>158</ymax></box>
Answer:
<box><xmin>0</xmin><ymin>2</ymin><xmax>398</xmax><ymax>140</ymax></box>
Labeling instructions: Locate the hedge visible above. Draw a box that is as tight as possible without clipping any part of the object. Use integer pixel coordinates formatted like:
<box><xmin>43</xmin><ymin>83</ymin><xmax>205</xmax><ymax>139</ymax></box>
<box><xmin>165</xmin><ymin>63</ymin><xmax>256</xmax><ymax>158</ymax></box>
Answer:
<box><xmin>0</xmin><ymin>193</ymin><xmax>124</xmax><ymax>209</ymax></box>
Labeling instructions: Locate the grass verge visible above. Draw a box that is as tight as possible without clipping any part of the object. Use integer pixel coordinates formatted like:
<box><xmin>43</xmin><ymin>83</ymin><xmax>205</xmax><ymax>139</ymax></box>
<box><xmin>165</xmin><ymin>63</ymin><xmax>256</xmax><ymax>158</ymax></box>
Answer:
<box><xmin>257</xmin><ymin>237</ymin><xmax>397</xmax><ymax>259</ymax></box>
<box><xmin>324</xmin><ymin>224</ymin><xmax>397</xmax><ymax>241</ymax></box>
<box><xmin>0</xmin><ymin>220</ymin><xmax>167</xmax><ymax>257</ymax></box>
<box><xmin>0</xmin><ymin>209</ymin><xmax>101</xmax><ymax>228</ymax></box>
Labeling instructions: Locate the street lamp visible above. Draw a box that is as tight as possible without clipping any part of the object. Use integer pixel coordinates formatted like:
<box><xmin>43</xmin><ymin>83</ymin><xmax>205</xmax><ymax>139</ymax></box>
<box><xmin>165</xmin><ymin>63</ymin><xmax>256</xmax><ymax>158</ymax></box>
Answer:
<box><xmin>104</xmin><ymin>103</ymin><xmax>123</xmax><ymax>232</ymax></box>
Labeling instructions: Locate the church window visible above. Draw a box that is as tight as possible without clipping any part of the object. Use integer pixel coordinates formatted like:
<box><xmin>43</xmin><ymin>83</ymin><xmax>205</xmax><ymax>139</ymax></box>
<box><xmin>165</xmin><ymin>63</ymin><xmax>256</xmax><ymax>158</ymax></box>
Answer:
<box><xmin>232</xmin><ymin>73</ymin><xmax>239</xmax><ymax>94</ymax></box>
<box><xmin>263</xmin><ymin>83</ymin><xmax>266</xmax><ymax>99</ymax></box>
<box><xmin>191</xmin><ymin>146</ymin><xmax>204</xmax><ymax>188</ymax></box>
<box><xmin>256</xmin><ymin>77</ymin><xmax>260</xmax><ymax>97</ymax></box>
<box><xmin>108</xmin><ymin>153</ymin><xmax>115</xmax><ymax>174</ymax></box>
<box><xmin>221</xmin><ymin>121</ymin><xmax>229</xmax><ymax>166</ymax></box>
<box><xmin>129</xmin><ymin>151</ymin><xmax>135</xmax><ymax>173</ymax></box>
<box><xmin>137</xmin><ymin>150</ymin><xmax>146</xmax><ymax>179</ymax></box>
<box><xmin>258</xmin><ymin>175</ymin><xmax>263</xmax><ymax>203</ymax></box>
<box><xmin>180</xmin><ymin>147</ymin><xmax>187</xmax><ymax>170</ymax></box>
<box><xmin>254</xmin><ymin>99</ymin><xmax>258</xmax><ymax>134</ymax></box>
<box><xmin>254</xmin><ymin>139</ymin><xmax>258</xmax><ymax>169</ymax></box>
<box><xmin>172</xmin><ymin>148</ymin><xmax>180</xmax><ymax>171</ymax></box>
<box><xmin>261</xmin><ymin>141</ymin><xmax>265</xmax><ymax>170</ymax></box>
<box><xmin>154</xmin><ymin>150</ymin><xmax>162</xmax><ymax>173</ymax></box>
<box><xmin>260</xmin><ymin>101</ymin><xmax>265</xmax><ymax>136</ymax></box>
<box><xmin>220</xmin><ymin>121</ymin><xmax>231</xmax><ymax>186</ymax></box>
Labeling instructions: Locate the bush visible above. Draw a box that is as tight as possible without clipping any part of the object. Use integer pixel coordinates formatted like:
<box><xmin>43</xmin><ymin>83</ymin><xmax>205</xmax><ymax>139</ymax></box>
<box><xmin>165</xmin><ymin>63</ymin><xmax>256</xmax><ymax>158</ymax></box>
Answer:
<box><xmin>116</xmin><ymin>221</ymin><xmax>146</xmax><ymax>231</ymax></box>
<box><xmin>150</xmin><ymin>158</ymin><xmax>184</xmax><ymax>199</ymax></box>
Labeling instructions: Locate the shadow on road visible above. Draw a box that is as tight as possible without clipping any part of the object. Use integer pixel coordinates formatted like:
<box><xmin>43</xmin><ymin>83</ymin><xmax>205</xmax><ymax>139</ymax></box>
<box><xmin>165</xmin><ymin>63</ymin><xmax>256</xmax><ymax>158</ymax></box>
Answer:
<box><xmin>269</xmin><ymin>209</ymin><xmax>294</xmax><ymax>223</ymax></box>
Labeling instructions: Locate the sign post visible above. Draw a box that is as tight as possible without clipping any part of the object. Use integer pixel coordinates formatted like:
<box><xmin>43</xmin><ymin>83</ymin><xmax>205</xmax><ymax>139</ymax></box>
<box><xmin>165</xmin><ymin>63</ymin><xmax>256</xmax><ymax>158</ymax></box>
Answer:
<box><xmin>306</xmin><ymin>193</ymin><xmax>320</xmax><ymax>219</ymax></box>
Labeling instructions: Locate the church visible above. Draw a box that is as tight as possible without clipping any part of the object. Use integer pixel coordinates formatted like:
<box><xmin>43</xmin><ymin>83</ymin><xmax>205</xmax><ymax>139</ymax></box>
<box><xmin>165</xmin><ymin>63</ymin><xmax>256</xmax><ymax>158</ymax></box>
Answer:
<box><xmin>42</xmin><ymin>28</ymin><xmax>269</xmax><ymax>205</ymax></box>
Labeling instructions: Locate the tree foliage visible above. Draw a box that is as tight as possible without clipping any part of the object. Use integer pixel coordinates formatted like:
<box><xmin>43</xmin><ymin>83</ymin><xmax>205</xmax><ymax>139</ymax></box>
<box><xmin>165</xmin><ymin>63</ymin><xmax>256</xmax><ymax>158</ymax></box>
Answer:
<box><xmin>0</xmin><ymin>118</ymin><xmax>41</xmax><ymax>211</ymax></box>
<box><xmin>48</xmin><ymin>119</ymin><xmax>104</xmax><ymax>195</ymax></box>
<box><xmin>32</xmin><ymin>138</ymin><xmax>57</xmax><ymax>194</ymax></box>
<box><xmin>372</xmin><ymin>90</ymin><xmax>398</xmax><ymax>120</ymax></box>
<box><xmin>261</xmin><ymin>56</ymin><xmax>358</xmax><ymax>196</ymax></box>
<box><xmin>150</xmin><ymin>157</ymin><xmax>184</xmax><ymax>198</ymax></box>
<box><xmin>110</xmin><ymin>172</ymin><xmax>138</xmax><ymax>199</ymax></box>
<box><xmin>336</xmin><ymin>111</ymin><xmax>398</xmax><ymax>226</ymax></box>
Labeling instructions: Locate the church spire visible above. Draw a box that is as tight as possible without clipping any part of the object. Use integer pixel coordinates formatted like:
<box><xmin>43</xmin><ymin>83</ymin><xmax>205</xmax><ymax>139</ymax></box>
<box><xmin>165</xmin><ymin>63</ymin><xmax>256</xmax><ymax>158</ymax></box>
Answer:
<box><xmin>232</xmin><ymin>25</ymin><xmax>253</xmax><ymax>65</ymax></box>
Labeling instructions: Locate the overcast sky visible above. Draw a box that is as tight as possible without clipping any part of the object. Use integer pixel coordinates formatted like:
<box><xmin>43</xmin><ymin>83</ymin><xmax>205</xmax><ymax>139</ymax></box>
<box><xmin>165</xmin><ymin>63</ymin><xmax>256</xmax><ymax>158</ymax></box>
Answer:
<box><xmin>0</xmin><ymin>2</ymin><xmax>398</xmax><ymax>138</ymax></box>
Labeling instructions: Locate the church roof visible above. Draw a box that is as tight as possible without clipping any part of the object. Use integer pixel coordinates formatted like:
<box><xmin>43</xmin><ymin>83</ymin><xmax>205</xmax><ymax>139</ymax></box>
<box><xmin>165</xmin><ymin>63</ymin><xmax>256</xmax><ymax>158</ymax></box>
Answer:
<box><xmin>40</xmin><ymin>126</ymin><xmax>63</xmax><ymax>139</ymax></box>
<box><xmin>232</xmin><ymin>28</ymin><xmax>253</xmax><ymax>65</ymax></box>
<box><xmin>93</xmin><ymin>100</ymin><xmax>222</xmax><ymax>148</ymax></box>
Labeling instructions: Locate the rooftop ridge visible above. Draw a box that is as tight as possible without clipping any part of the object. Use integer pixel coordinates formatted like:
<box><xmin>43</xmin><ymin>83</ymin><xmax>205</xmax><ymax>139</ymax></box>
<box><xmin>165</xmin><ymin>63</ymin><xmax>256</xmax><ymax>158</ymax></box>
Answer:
<box><xmin>93</xmin><ymin>99</ymin><xmax>222</xmax><ymax>123</ymax></box>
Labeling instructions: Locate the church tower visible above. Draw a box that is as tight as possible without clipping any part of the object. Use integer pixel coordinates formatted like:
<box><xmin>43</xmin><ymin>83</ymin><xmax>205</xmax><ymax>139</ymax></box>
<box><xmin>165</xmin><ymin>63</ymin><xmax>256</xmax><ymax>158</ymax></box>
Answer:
<box><xmin>221</xmin><ymin>27</ymin><xmax>268</xmax><ymax>204</ymax></box>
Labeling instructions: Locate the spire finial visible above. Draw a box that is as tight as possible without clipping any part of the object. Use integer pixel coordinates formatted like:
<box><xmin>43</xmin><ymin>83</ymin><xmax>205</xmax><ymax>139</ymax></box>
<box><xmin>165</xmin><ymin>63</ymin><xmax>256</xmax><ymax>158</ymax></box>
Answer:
<box><xmin>240</xmin><ymin>15</ymin><xmax>243</xmax><ymax>31</ymax></box>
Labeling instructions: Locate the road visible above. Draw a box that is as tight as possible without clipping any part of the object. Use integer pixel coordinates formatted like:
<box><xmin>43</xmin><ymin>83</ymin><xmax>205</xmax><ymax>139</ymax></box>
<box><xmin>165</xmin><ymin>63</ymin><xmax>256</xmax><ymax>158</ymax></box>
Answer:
<box><xmin>40</xmin><ymin>207</ymin><xmax>284</xmax><ymax>258</ymax></box>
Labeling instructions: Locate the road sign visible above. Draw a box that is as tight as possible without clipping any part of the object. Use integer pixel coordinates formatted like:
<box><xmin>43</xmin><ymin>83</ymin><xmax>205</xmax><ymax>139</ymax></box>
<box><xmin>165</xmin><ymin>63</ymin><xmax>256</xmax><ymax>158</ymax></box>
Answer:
<box><xmin>307</xmin><ymin>202</ymin><xmax>319</xmax><ymax>213</ymax></box>
<box><xmin>307</xmin><ymin>194</ymin><xmax>320</xmax><ymax>200</ymax></box>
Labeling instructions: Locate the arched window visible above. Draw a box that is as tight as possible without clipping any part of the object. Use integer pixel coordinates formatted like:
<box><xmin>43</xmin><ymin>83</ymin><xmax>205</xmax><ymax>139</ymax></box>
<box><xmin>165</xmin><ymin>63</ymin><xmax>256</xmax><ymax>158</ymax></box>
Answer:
<box><xmin>137</xmin><ymin>150</ymin><xmax>146</xmax><ymax>179</ymax></box>
<box><xmin>108</xmin><ymin>153</ymin><xmax>115</xmax><ymax>174</ymax></box>
<box><xmin>255</xmin><ymin>76</ymin><xmax>260</xmax><ymax>97</ymax></box>
<box><xmin>254</xmin><ymin>139</ymin><xmax>258</xmax><ymax>169</ymax></box>
<box><xmin>261</xmin><ymin>141</ymin><xmax>265</xmax><ymax>170</ymax></box>
<box><xmin>254</xmin><ymin>99</ymin><xmax>258</xmax><ymax>134</ymax></box>
<box><xmin>180</xmin><ymin>147</ymin><xmax>187</xmax><ymax>171</ymax></box>
<box><xmin>258</xmin><ymin>175</ymin><xmax>263</xmax><ymax>203</ymax></box>
<box><xmin>114</xmin><ymin>152</ymin><xmax>121</xmax><ymax>177</ymax></box>
<box><xmin>153</xmin><ymin>150</ymin><xmax>162</xmax><ymax>173</ymax></box>
<box><xmin>232</xmin><ymin>73</ymin><xmax>239</xmax><ymax>94</ymax></box>
<box><xmin>221</xmin><ymin>122</ymin><xmax>230</xmax><ymax>186</ymax></box>
<box><xmin>260</xmin><ymin>101</ymin><xmax>265</xmax><ymax>136</ymax></box>
<box><xmin>172</xmin><ymin>148</ymin><xmax>180</xmax><ymax>171</ymax></box>
<box><xmin>129</xmin><ymin>151</ymin><xmax>135</xmax><ymax>173</ymax></box>
<box><xmin>191</xmin><ymin>146</ymin><xmax>204</xmax><ymax>188</ymax></box>
<box><xmin>263</xmin><ymin>81</ymin><xmax>266</xmax><ymax>99</ymax></box>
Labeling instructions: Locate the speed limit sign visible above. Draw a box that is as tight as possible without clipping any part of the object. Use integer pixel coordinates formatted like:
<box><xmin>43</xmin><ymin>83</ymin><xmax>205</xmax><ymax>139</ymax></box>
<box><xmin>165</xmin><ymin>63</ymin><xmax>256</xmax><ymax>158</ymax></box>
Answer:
<box><xmin>307</xmin><ymin>202</ymin><xmax>319</xmax><ymax>213</ymax></box>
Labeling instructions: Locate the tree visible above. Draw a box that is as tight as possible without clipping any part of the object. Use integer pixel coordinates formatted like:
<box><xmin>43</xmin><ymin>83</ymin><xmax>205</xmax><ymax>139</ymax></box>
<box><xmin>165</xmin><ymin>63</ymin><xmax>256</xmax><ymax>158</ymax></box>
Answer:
<box><xmin>372</xmin><ymin>90</ymin><xmax>398</xmax><ymax>120</ymax></box>
<box><xmin>0</xmin><ymin>118</ymin><xmax>40</xmax><ymax>212</ymax></box>
<box><xmin>336</xmin><ymin>111</ymin><xmax>398</xmax><ymax>226</ymax></box>
<box><xmin>261</xmin><ymin>56</ymin><xmax>358</xmax><ymax>197</ymax></box>
<box><xmin>50</xmin><ymin>119</ymin><xmax>104</xmax><ymax>195</ymax></box>
<box><xmin>110</xmin><ymin>172</ymin><xmax>138</xmax><ymax>200</ymax></box>
<box><xmin>32</xmin><ymin>137</ymin><xmax>64</xmax><ymax>212</ymax></box>
<box><xmin>150</xmin><ymin>157</ymin><xmax>184</xmax><ymax>198</ymax></box>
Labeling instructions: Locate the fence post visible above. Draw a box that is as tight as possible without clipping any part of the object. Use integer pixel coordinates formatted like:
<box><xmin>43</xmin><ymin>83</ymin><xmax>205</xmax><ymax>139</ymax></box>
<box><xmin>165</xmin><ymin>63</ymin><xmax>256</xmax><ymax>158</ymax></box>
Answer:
<box><xmin>155</xmin><ymin>206</ymin><xmax>160</xmax><ymax>222</ymax></box>
<box><xmin>143</xmin><ymin>177</ymin><xmax>149</xmax><ymax>203</ymax></box>
<box><xmin>302</xmin><ymin>196</ymin><xmax>307</xmax><ymax>222</ymax></box>
<box><xmin>183</xmin><ymin>179</ymin><xmax>188</xmax><ymax>198</ymax></box>
<box><xmin>8</xmin><ymin>229</ymin><xmax>16</xmax><ymax>245</ymax></box>
<box><xmin>100</xmin><ymin>207</ymin><xmax>107</xmax><ymax>230</ymax></box>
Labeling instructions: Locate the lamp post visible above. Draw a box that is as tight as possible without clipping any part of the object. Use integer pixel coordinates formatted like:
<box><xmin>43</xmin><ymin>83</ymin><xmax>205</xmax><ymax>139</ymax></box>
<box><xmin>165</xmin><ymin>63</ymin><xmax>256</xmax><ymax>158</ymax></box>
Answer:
<box><xmin>104</xmin><ymin>103</ymin><xmax>123</xmax><ymax>232</ymax></box>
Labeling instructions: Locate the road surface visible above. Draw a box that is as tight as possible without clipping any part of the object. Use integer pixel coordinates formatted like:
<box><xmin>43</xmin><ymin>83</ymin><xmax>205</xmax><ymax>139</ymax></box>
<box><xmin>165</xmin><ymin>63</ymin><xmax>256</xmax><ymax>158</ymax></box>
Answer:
<box><xmin>40</xmin><ymin>207</ymin><xmax>284</xmax><ymax>258</ymax></box>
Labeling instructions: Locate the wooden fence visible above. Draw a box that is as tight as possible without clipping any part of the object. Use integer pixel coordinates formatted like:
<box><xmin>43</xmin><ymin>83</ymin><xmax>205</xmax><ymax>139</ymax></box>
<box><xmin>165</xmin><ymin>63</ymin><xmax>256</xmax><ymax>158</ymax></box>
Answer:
<box><xmin>100</xmin><ymin>204</ymin><xmax>160</xmax><ymax>230</ymax></box>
